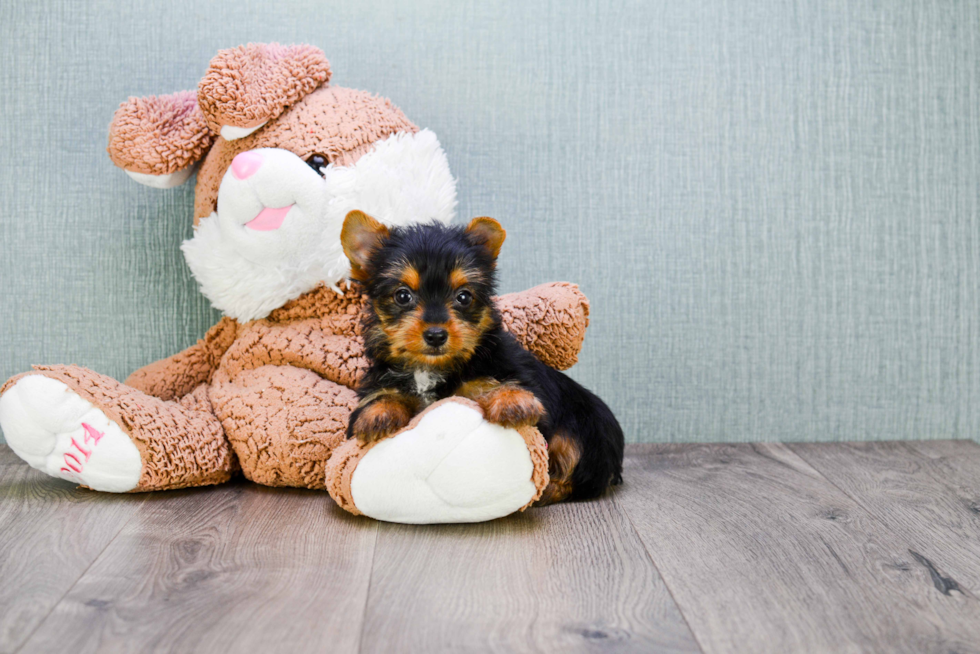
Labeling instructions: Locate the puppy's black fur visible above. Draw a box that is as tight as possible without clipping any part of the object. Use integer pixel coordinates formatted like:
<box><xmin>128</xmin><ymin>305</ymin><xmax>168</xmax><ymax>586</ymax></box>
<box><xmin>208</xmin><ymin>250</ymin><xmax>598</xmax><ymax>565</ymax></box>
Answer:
<box><xmin>342</xmin><ymin>211</ymin><xmax>624</xmax><ymax>503</ymax></box>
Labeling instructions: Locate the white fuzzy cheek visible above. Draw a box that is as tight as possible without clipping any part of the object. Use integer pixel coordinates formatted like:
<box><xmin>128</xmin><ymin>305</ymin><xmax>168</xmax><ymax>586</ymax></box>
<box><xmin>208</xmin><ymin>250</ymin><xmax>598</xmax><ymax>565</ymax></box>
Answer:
<box><xmin>216</xmin><ymin>176</ymin><xmax>264</xmax><ymax>228</ymax></box>
<box><xmin>212</xmin><ymin>166</ymin><xmax>327</xmax><ymax>264</ymax></box>
<box><xmin>215</xmin><ymin>148</ymin><xmax>326</xmax><ymax>228</ymax></box>
<box><xmin>183</xmin><ymin>205</ymin><xmax>343</xmax><ymax>321</ymax></box>
<box><xmin>254</xmin><ymin>171</ymin><xmax>323</xmax><ymax>210</ymax></box>
<box><xmin>216</xmin><ymin>209</ymin><xmax>289</xmax><ymax>263</ymax></box>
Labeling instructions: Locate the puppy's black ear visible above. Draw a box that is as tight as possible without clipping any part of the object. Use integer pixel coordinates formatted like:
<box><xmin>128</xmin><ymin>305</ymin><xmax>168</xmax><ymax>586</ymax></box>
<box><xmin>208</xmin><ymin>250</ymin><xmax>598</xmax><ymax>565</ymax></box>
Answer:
<box><xmin>465</xmin><ymin>217</ymin><xmax>506</xmax><ymax>260</ymax></box>
<box><xmin>342</xmin><ymin>210</ymin><xmax>390</xmax><ymax>281</ymax></box>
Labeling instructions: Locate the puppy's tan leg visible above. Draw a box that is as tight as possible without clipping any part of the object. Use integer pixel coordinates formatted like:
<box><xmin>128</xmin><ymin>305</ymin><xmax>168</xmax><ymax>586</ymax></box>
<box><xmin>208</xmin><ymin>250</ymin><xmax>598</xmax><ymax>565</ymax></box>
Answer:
<box><xmin>536</xmin><ymin>431</ymin><xmax>581</xmax><ymax>506</ymax></box>
<box><xmin>351</xmin><ymin>389</ymin><xmax>418</xmax><ymax>444</ymax></box>
<box><xmin>457</xmin><ymin>378</ymin><xmax>545</xmax><ymax>429</ymax></box>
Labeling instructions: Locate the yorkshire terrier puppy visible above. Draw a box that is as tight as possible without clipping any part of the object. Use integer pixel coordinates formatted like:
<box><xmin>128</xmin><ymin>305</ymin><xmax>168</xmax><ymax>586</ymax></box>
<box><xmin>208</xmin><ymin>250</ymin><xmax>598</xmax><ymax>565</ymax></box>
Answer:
<box><xmin>340</xmin><ymin>210</ymin><xmax>624</xmax><ymax>504</ymax></box>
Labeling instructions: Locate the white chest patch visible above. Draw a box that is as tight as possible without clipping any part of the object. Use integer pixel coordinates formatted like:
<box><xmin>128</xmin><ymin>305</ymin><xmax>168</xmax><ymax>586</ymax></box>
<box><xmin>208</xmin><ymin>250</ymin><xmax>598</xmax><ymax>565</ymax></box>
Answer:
<box><xmin>413</xmin><ymin>370</ymin><xmax>444</xmax><ymax>406</ymax></box>
<box><xmin>414</xmin><ymin>370</ymin><xmax>440</xmax><ymax>393</ymax></box>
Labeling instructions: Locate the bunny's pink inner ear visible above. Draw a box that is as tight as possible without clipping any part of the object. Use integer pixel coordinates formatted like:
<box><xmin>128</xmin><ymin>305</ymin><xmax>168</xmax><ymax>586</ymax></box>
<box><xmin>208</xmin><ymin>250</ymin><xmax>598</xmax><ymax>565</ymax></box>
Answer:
<box><xmin>107</xmin><ymin>90</ymin><xmax>215</xmax><ymax>185</ymax></box>
<box><xmin>198</xmin><ymin>43</ymin><xmax>331</xmax><ymax>141</ymax></box>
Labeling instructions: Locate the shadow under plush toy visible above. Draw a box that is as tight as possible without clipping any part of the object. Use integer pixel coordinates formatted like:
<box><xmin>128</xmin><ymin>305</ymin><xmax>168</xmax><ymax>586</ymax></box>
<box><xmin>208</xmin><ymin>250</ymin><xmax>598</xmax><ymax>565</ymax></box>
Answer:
<box><xmin>0</xmin><ymin>43</ymin><xmax>592</xmax><ymax>524</ymax></box>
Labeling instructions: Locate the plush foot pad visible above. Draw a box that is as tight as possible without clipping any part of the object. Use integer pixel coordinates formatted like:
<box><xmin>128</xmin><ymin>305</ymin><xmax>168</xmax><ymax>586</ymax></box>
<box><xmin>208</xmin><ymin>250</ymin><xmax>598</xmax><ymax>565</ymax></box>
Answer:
<box><xmin>348</xmin><ymin>401</ymin><xmax>542</xmax><ymax>523</ymax></box>
<box><xmin>0</xmin><ymin>375</ymin><xmax>142</xmax><ymax>492</ymax></box>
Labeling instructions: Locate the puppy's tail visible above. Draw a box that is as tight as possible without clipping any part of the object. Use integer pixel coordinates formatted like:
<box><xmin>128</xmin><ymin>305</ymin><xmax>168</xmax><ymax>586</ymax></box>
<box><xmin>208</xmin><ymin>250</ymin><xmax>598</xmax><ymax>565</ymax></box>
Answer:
<box><xmin>535</xmin><ymin>431</ymin><xmax>580</xmax><ymax>506</ymax></box>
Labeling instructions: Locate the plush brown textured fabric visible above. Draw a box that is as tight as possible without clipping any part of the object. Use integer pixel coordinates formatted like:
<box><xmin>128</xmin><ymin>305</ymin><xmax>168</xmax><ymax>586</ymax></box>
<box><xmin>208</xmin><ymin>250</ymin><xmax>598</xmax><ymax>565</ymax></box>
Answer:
<box><xmin>518</xmin><ymin>423</ymin><xmax>550</xmax><ymax>508</ymax></box>
<box><xmin>3</xmin><ymin>365</ymin><xmax>236</xmax><ymax>492</ymax></box>
<box><xmin>323</xmin><ymin>433</ymin><xmax>367</xmax><ymax>515</ymax></box>
<box><xmin>497</xmin><ymin>282</ymin><xmax>590</xmax><ymax>370</ymax></box>
<box><xmin>197</xmin><ymin>43</ymin><xmax>331</xmax><ymax>135</ymax></box>
<box><xmin>221</xmin><ymin>320</ymin><xmax>368</xmax><ymax>390</ymax></box>
<box><xmin>324</xmin><ymin>397</ymin><xmax>550</xmax><ymax>516</ymax></box>
<box><xmin>106</xmin><ymin>91</ymin><xmax>215</xmax><ymax>175</ymax></box>
<box><xmin>125</xmin><ymin>317</ymin><xmax>238</xmax><ymax>401</ymax></box>
<box><xmin>211</xmin><ymin>365</ymin><xmax>357</xmax><ymax>490</ymax></box>
<box><xmin>177</xmin><ymin>382</ymin><xmax>215</xmax><ymax>414</ymax></box>
<box><xmin>193</xmin><ymin>86</ymin><xmax>417</xmax><ymax>223</ymax></box>
<box><xmin>267</xmin><ymin>282</ymin><xmax>365</xmax><ymax>331</ymax></box>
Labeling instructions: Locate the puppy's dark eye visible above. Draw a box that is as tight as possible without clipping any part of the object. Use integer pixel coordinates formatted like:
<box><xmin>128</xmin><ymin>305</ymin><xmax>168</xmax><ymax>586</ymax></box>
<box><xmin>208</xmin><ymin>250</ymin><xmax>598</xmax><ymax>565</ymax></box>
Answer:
<box><xmin>394</xmin><ymin>287</ymin><xmax>415</xmax><ymax>307</ymax></box>
<box><xmin>455</xmin><ymin>290</ymin><xmax>473</xmax><ymax>307</ymax></box>
<box><xmin>305</xmin><ymin>154</ymin><xmax>329</xmax><ymax>175</ymax></box>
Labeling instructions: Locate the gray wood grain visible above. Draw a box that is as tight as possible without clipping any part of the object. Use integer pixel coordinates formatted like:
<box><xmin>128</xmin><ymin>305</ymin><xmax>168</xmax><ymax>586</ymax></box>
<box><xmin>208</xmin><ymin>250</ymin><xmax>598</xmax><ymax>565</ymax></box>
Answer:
<box><xmin>359</xmin><ymin>495</ymin><xmax>700</xmax><ymax>653</ymax></box>
<box><xmin>19</xmin><ymin>481</ymin><xmax>379</xmax><ymax>654</ymax></box>
<box><xmin>6</xmin><ymin>441</ymin><xmax>980</xmax><ymax>653</ymax></box>
<box><xmin>618</xmin><ymin>443</ymin><xmax>980</xmax><ymax>654</ymax></box>
<box><xmin>789</xmin><ymin>439</ymin><xmax>980</xmax><ymax>595</ymax></box>
<box><xmin>0</xmin><ymin>447</ymin><xmax>145</xmax><ymax>654</ymax></box>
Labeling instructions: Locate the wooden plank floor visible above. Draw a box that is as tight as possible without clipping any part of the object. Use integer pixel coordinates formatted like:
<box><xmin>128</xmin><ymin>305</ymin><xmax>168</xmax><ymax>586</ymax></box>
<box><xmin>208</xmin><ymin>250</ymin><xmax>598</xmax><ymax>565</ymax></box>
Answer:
<box><xmin>1</xmin><ymin>441</ymin><xmax>978</xmax><ymax>654</ymax></box>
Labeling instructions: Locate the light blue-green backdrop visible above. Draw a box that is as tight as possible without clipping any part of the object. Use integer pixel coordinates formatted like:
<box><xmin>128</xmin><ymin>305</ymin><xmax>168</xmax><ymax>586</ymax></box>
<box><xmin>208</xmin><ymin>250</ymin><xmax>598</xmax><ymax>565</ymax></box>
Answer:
<box><xmin>1</xmin><ymin>1</ymin><xmax>978</xmax><ymax>444</ymax></box>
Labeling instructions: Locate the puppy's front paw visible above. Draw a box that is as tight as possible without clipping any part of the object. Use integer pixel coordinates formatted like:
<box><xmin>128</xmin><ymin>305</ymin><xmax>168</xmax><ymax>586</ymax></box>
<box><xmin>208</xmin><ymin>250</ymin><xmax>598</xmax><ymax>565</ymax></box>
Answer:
<box><xmin>351</xmin><ymin>400</ymin><xmax>413</xmax><ymax>444</ymax></box>
<box><xmin>478</xmin><ymin>385</ymin><xmax>545</xmax><ymax>428</ymax></box>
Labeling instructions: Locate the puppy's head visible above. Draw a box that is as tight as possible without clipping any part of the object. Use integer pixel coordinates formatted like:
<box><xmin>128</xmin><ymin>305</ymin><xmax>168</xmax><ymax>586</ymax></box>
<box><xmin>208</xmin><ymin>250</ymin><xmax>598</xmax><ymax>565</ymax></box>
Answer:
<box><xmin>341</xmin><ymin>210</ymin><xmax>506</xmax><ymax>370</ymax></box>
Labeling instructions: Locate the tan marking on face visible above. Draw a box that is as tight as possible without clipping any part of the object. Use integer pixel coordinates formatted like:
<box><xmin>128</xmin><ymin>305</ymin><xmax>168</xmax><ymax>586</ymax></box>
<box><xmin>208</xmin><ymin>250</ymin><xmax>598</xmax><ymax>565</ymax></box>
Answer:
<box><xmin>453</xmin><ymin>307</ymin><xmax>494</xmax><ymax>360</ymax></box>
<box><xmin>452</xmin><ymin>265</ymin><xmax>488</xmax><ymax>289</ymax></box>
<box><xmin>450</xmin><ymin>268</ymin><xmax>469</xmax><ymax>289</ymax></box>
<box><xmin>383</xmin><ymin>306</ymin><xmax>426</xmax><ymax>361</ymax></box>
<box><xmin>377</xmin><ymin>305</ymin><xmax>489</xmax><ymax>369</ymax></box>
<box><xmin>374</xmin><ymin>292</ymin><xmax>496</xmax><ymax>370</ymax></box>
<box><xmin>400</xmin><ymin>265</ymin><xmax>421</xmax><ymax>291</ymax></box>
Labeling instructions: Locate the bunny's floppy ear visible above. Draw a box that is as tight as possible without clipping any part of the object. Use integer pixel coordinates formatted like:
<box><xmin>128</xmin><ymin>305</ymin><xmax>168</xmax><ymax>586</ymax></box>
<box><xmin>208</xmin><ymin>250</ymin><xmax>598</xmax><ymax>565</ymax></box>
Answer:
<box><xmin>198</xmin><ymin>43</ymin><xmax>330</xmax><ymax>141</ymax></box>
<box><xmin>107</xmin><ymin>90</ymin><xmax>215</xmax><ymax>188</ymax></box>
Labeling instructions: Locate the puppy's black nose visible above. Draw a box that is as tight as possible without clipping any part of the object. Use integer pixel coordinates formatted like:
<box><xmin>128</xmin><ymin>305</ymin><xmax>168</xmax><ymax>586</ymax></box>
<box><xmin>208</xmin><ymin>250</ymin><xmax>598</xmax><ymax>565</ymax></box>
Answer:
<box><xmin>423</xmin><ymin>327</ymin><xmax>449</xmax><ymax>347</ymax></box>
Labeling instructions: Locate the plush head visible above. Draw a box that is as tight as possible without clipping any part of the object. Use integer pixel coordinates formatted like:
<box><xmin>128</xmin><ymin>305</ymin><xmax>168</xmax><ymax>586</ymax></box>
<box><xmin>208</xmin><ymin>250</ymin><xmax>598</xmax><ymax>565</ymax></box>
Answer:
<box><xmin>341</xmin><ymin>210</ymin><xmax>506</xmax><ymax>371</ymax></box>
<box><xmin>107</xmin><ymin>43</ymin><xmax>457</xmax><ymax>321</ymax></box>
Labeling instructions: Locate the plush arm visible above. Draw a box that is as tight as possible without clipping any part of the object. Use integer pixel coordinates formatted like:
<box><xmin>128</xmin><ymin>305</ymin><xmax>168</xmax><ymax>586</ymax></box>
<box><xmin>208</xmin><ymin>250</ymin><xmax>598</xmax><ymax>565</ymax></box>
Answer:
<box><xmin>496</xmin><ymin>282</ymin><xmax>590</xmax><ymax>370</ymax></box>
<box><xmin>125</xmin><ymin>317</ymin><xmax>239</xmax><ymax>401</ymax></box>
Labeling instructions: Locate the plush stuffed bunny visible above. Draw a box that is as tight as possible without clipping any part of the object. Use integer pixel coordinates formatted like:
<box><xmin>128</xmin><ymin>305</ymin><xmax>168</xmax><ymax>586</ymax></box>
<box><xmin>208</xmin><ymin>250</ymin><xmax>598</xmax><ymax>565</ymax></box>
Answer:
<box><xmin>0</xmin><ymin>44</ymin><xmax>591</xmax><ymax>523</ymax></box>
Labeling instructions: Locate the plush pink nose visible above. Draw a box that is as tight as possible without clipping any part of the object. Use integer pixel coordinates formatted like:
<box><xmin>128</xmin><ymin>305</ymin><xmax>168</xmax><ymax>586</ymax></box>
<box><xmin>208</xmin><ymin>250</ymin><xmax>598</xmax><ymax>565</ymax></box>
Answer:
<box><xmin>230</xmin><ymin>151</ymin><xmax>263</xmax><ymax>180</ymax></box>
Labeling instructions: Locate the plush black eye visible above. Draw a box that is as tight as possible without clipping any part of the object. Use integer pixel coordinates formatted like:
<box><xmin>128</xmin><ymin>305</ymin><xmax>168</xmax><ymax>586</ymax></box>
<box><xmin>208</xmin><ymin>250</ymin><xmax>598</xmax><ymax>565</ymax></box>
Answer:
<box><xmin>394</xmin><ymin>287</ymin><xmax>415</xmax><ymax>307</ymax></box>
<box><xmin>455</xmin><ymin>290</ymin><xmax>473</xmax><ymax>307</ymax></box>
<box><xmin>305</xmin><ymin>154</ymin><xmax>329</xmax><ymax>175</ymax></box>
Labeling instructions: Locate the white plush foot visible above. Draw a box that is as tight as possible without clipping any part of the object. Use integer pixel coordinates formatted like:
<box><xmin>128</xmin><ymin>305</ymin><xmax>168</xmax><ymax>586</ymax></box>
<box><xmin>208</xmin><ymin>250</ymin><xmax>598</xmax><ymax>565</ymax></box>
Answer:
<box><xmin>350</xmin><ymin>402</ymin><xmax>537</xmax><ymax>523</ymax></box>
<box><xmin>0</xmin><ymin>375</ymin><xmax>142</xmax><ymax>492</ymax></box>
